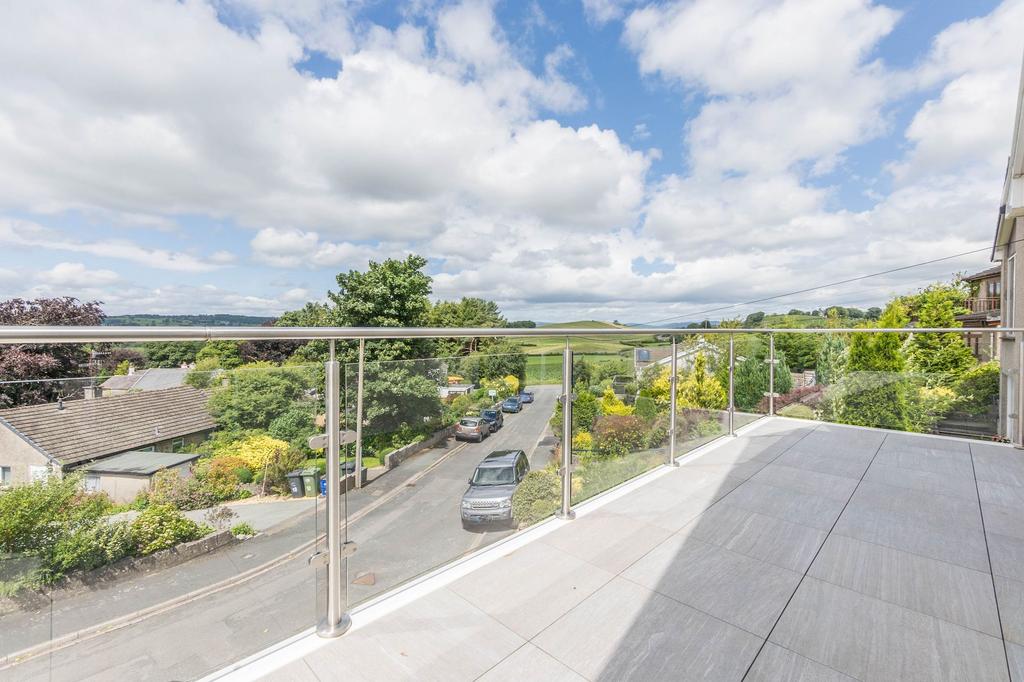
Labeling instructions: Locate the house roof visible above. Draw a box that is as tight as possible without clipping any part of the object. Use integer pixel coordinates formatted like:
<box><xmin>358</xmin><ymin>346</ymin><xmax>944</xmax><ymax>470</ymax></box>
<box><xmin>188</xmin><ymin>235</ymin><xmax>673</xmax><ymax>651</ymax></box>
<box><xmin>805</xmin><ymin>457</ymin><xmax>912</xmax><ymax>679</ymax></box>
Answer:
<box><xmin>0</xmin><ymin>386</ymin><xmax>215</xmax><ymax>467</ymax></box>
<box><xmin>83</xmin><ymin>449</ymin><xmax>201</xmax><ymax>476</ymax></box>
<box><xmin>100</xmin><ymin>367</ymin><xmax>190</xmax><ymax>392</ymax></box>
<box><xmin>962</xmin><ymin>265</ymin><xmax>1001</xmax><ymax>282</ymax></box>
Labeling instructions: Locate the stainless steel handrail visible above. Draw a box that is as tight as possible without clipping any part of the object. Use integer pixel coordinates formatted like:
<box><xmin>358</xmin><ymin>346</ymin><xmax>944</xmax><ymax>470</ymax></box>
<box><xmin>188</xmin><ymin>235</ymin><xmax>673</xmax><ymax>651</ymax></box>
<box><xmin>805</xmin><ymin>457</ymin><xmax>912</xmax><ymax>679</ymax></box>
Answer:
<box><xmin>0</xmin><ymin>325</ymin><xmax>1018</xmax><ymax>344</ymax></box>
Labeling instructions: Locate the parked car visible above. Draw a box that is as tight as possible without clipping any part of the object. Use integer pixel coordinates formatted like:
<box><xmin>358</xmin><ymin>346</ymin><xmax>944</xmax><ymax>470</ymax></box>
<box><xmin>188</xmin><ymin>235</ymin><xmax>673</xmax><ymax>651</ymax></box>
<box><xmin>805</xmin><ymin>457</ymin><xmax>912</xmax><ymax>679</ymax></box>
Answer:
<box><xmin>455</xmin><ymin>417</ymin><xmax>490</xmax><ymax>442</ymax></box>
<box><xmin>479</xmin><ymin>408</ymin><xmax>503</xmax><ymax>432</ymax></box>
<box><xmin>501</xmin><ymin>396</ymin><xmax>522</xmax><ymax>413</ymax></box>
<box><xmin>460</xmin><ymin>450</ymin><xmax>530</xmax><ymax>528</ymax></box>
<box><xmin>518</xmin><ymin>391</ymin><xmax>534</xmax><ymax>404</ymax></box>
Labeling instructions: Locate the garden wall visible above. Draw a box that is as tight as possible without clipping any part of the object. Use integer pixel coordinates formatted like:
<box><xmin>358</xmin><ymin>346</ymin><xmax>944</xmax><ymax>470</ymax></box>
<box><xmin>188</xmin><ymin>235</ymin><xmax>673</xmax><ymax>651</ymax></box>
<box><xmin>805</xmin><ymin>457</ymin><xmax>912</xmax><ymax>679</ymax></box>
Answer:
<box><xmin>384</xmin><ymin>425</ymin><xmax>456</xmax><ymax>469</ymax></box>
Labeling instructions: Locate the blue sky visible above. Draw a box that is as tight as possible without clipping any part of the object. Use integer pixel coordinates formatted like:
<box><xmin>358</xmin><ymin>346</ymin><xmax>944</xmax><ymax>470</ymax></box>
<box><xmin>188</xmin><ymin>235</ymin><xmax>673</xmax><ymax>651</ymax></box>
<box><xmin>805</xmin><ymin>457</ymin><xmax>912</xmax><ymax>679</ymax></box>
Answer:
<box><xmin>0</xmin><ymin>0</ymin><xmax>1021</xmax><ymax>323</ymax></box>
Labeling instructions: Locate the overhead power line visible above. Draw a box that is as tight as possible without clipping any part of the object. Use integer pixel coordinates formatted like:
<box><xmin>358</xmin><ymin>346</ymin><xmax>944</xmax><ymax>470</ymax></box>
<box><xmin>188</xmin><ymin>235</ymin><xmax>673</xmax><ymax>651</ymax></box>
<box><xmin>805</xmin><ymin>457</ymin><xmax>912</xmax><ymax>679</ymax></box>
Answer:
<box><xmin>637</xmin><ymin>242</ymin><xmax>1001</xmax><ymax>327</ymax></box>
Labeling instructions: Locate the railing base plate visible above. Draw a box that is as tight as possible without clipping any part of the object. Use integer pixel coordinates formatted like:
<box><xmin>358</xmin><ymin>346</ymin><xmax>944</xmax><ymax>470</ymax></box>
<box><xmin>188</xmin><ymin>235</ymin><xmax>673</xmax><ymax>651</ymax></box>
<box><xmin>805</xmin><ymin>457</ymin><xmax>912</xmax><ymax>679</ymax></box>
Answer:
<box><xmin>317</xmin><ymin>613</ymin><xmax>352</xmax><ymax>639</ymax></box>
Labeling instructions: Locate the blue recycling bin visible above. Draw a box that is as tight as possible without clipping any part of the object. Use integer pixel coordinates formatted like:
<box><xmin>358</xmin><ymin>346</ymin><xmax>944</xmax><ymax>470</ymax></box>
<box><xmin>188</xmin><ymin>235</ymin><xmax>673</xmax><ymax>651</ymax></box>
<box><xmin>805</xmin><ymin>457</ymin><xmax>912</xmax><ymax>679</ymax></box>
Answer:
<box><xmin>319</xmin><ymin>476</ymin><xmax>327</xmax><ymax>496</ymax></box>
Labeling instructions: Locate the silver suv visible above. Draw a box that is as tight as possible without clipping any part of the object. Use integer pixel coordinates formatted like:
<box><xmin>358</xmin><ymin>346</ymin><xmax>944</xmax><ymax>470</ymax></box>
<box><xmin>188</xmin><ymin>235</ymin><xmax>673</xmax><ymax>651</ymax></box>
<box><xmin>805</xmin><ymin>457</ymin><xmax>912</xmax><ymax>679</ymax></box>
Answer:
<box><xmin>460</xmin><ymin>450</ymin><xmax>529</xmax><ymax>529</ymax></box>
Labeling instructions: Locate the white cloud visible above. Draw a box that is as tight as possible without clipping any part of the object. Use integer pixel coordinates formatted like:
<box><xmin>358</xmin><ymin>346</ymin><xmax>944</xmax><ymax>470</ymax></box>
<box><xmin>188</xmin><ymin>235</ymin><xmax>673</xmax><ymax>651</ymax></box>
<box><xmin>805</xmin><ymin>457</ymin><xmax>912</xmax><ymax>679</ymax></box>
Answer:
<box><xmin>36</xmin><ymin>262</ymin><xmax>120</xmax><ymax>288</ymax></box>
<box><xmin>0</xmin><ymin>219</ymin><xmax>229</xmax><ymax>272</ymax></box>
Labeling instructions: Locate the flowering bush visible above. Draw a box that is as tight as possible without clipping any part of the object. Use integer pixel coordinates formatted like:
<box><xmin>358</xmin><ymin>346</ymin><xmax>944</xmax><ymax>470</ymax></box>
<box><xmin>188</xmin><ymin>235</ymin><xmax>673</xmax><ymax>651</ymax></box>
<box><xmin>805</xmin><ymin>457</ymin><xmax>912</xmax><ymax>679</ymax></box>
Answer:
<box><xmin>599</xmin><ymin>388</ymin><xmax>633</xmax><ymax>416</ymax></box>
<box><xmin>130</xmin><ymin>505</ymin><xmax>210</xmax><ymax>556</ymax></box>
<box><xmin>592</xmin><ymin>415</ymin><xmax>647</xmax><ymax>458</ymax></box>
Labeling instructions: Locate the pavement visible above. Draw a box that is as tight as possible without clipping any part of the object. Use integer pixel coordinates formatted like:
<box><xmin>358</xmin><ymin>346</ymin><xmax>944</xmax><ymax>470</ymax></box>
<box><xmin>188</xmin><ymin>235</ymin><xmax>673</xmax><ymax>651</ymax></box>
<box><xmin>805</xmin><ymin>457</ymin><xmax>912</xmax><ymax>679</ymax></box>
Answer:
<box><xmin>0</xmin><ymin>385</ymin><xmax>559</xmax><ymax>682</ymax></box>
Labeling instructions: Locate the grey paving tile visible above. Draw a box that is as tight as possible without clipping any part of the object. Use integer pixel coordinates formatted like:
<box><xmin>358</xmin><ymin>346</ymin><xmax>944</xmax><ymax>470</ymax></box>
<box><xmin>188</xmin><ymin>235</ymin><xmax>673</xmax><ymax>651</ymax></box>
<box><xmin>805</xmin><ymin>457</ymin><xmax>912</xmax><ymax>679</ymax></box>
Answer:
<box><xmin>873</xmin><ymin>448</ymin><xmax>975</xmax><ymax>479</ymax></box>
<box><xmin>808</xmin><ymin>535</ymin><xmax>1001</xmax><ymax>637</ymax></box>
<box><xmin>719</xmin><ymin>479</ymin><xmax>847</xmax><ymax>531</ymax></box>
<box><xmin>751</xmin><ymin>463</ymin><xmax>860</xmax><ymax>502</ymax></box>
<box><xmin>746</xmin><ymin>643</ymin><xmax>857</xmax><ymax>682</ymax></box>
<box><xmin>679</xmin><ymin>457</ymin><xmax>766</xmax><ymax>481</ymax></box>
<box><xmin>648</xmin><ymin>468</ymin><xmax>746</xmax><ymax>500</ymax></box>
<box><xmin>996</xmin><ymin>576</ymin><xmax>1024</xmax><ymax>646</ymax></box>
<box><xmin>623</xmin><ymin>534</ymin><xmax>802</xmax><ymax>636</ymax></box>
<box><xmin>983</xmin><ymin>502</ymin><xmax>1024</xmax><ymax>541</ymax></box>
<box><xmin>770</xmin><ymin>578</ymin><xmax>1009</xmax><ymax>682</ymax></box>
<box><xmin>476</xmin><ymin>644</ymin><xmax>586</xmax><ymax>682</ymax></box>
<box><xmin>971</xmin><ymin>440</ymin><xmax>1022</xmax><ymax>458</ymax></box>
<box><xmin>534</xmin><ymin>577</ymin><xmax>763</xmax><ymax>681</ymax></box>
<box><xmin>979</xmin><ymin>480</ymin><xmax>1024</xmax><ymax>511</ymax></box>
<box><xmin>449</xmin><ymin>541</ymin><xmax>613</xmax><ymax>639</ymax></box>
<box><xmin>301</xmin><ymin>588</ymin><xmax>523</xmax><ymax>682</ymax></box>
<box><xmin>845</xmin><ymin>480</ymin><xmax>983</xmax><ymax>532</ymax></box>
<box><xmin>678</xmin><ymin>504</ymin><xmax>827</xmax><ymax>573</ymax></box>
<box><xmin>774</xmin><ymin>448</ymin><xmax>873</xmax><ymax>479</ymax></box>
<box><xmin>1008</xmin><ymin>641</ymin><xmax>1024</xmax><ymax>682</ymax></box>
<box><xmin>594</xmin><ymin>482</ymin><xmax>714</xmax><ymax>533</ymax></box>
<box><xmin>832</xmin><ymin>503</ymin><xmax>990</xmax><ymax>572</ymax></box>
<box><xmin>883</xmin><ymin>432</ymin><xmax>970</xmax><ymax>453</ymax></box>
<box><xmin>259</xmin><ymin>659</ymin><xmax>319</xmax><ymax>681</ymax></box>
<box><xmin>972</xmin><ymin>451</ymin><xmax>1024</xmax><ymax>488</ymax></box>
<box><xmin>541</xmin><ymin>510</ymin><xmax>672</xmax><ymax>574</ymax></box>
<box><xmin>864</xmin><ymin>461</ymin><xmax>979</xmax><ymax>501</ymax></box>
<box><xmin>990</xmin><ymin>532</ymin><xmax>1024</xmax><ymax>582</ymax></box>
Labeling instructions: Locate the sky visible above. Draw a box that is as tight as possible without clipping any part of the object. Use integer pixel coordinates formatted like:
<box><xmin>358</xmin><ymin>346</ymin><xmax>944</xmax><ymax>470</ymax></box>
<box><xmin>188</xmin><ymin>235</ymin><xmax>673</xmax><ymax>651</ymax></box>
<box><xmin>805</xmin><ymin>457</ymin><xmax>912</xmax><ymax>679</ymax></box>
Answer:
<box><xmin>0</xmin><ymin>0</ymin><xmax>1021</xmax><ymax>324</ymax></box>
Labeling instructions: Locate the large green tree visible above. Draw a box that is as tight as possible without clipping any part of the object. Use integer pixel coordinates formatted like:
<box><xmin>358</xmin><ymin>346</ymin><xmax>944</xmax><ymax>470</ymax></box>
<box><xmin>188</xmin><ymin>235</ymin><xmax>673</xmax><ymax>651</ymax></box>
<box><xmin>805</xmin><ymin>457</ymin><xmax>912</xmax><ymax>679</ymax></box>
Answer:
<box><xmin>835</xmin><ymin>303</ymin><xmax>911</xmax><ymax>430</ymax></box>
<box><xmin>899</xmin><ymin>283</ymin><xmax>974</xmax><ymax>385</ymax></box>
<box><xmin>329</xmin><ymin>254</ymin><xmax>434</xmax><ymax>363</ymax></box>
<box><xmin>429</xmin><ymin>297</ymin><xmax>506</xmax><ymax>357</ymax></box>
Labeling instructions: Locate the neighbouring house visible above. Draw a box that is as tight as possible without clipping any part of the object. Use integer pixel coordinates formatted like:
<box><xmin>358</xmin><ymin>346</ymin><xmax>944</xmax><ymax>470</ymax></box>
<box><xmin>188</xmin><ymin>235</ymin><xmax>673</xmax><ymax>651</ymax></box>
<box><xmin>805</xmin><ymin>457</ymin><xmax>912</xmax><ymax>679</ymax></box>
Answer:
<box><xmin>440</xmin><ymin>383</ymin><xmax>475</xmax><ymax>398</ymax></box>
<box><xmin>633</xmin><ymin>338</ymin><xmax>722</xmax><ymax>379</ymax></box>
<box><xmin>99</xmin><ymin>366</ymin><xmax>191</xmax><ymax>397</ymax></box>
<box><xmin>992</xmin><ymin>59</ymin><xmax>1024</xmax><ymax>443</ymax></box>
<box><xmin>81</xmin><ymin>449</ymin><xmax>202</xmax><ymax>502</ymax></box>
<box><xmin>957</xmin><ymin>265</ymin><xmax>1001</xmax><ymax>361</ymax></box>
<box><xmin>0</xmin><ymin>386</ymin><xmax>215</xmax><ymax>499</ymax></box>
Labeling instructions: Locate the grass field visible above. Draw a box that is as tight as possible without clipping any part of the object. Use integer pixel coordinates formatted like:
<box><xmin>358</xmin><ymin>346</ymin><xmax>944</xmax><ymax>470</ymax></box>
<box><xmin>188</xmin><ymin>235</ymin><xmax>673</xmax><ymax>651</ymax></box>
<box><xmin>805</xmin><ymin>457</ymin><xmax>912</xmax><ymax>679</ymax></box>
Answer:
<box><xmin>514</xmin><ymin>320</ymin><xmax>665</xmax><ymax>356</ymax></box>
<box><xmin>525</xmin><ymin>352</ymin><xmax>633</xmax><ymax>385</ymax></box>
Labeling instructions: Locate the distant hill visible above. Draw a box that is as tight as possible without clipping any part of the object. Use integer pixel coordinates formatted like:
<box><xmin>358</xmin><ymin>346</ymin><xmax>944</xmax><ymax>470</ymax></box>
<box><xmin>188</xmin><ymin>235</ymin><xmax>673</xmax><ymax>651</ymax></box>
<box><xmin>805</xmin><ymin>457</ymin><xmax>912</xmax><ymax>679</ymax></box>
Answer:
<box><xmin>104</xmin><ymin>314</ymin><xmax>275</xmax><ymax>327</ymax></box>
<box><xmin>537</xmin><ymin>320</ymin><xmax>623</xmax><ymax>329</ymax></box>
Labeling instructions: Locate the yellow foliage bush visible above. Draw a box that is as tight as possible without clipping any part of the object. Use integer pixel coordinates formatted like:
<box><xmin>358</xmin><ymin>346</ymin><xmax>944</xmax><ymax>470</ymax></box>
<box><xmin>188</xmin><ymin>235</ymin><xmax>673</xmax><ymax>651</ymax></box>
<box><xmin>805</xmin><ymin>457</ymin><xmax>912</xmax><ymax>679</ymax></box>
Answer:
<box><xmin>215</xmin><ymin>434</ymin><xmax>290</xmax><ymax>471</ymax></box>
<box><xmin>599</xmin><ymin>388</ymin><xmax>633</xmax><ymax>415</ymax></box>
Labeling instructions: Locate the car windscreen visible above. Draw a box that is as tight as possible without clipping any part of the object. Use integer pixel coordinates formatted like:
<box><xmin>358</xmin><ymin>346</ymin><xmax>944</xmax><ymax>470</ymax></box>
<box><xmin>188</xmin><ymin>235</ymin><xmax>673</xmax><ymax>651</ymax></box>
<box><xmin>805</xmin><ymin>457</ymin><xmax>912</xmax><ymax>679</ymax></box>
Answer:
<box><xmin>459</xmin><ymin>419</ymin><xmax>479</xmax><ymax>427</ymax></box>
<box><xmin>471</xmin><ymin>466</ymin><xmax>514</xmax><ymax>485</ymax></box>
<box><xmin>481</xmin><ymin>410</ymin><xmax>498</xmax><ymax>418</ymax></box>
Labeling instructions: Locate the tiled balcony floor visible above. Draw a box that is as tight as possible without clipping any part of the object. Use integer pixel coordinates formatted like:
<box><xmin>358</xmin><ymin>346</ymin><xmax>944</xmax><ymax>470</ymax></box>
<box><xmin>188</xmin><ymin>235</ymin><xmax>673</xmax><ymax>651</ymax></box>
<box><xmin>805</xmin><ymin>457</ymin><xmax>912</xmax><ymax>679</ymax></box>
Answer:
<box><xmin>247</xmin><ymin>418</ymin><xmax>1022</xmax><ymax>681</ymax></box>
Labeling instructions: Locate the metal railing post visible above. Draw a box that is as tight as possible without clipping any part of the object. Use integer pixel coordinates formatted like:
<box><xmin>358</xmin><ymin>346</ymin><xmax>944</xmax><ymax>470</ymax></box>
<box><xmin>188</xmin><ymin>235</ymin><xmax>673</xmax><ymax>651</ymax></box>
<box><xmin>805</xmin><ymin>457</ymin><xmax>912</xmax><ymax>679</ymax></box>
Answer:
<box><xmin>728</xmin><ymin>334</ymin><xmax>735</xmax><ymax>436</ymax></box>
<box><xmin>768</xmin><ymin>333</ymin><xmax>776</xmax><ymax>416</ymax></box>
<box><xmin>668</xmin><ymin>336</ymin><xmax>679</xmax><ymax>466</ymax></box>
<box><xmin>355</xmin><ymin>339</ymin><xmax>365</xmax><ymax>489</ymax></box>
<box><xmin>558</xmin><ymin>340</ymin><xmax>575</xmax><ymax>520</ymax></box>
<box><xmin>318</xmin><ymin>339</ymin><xmax>352</xmax><ymax>638</ymax></box>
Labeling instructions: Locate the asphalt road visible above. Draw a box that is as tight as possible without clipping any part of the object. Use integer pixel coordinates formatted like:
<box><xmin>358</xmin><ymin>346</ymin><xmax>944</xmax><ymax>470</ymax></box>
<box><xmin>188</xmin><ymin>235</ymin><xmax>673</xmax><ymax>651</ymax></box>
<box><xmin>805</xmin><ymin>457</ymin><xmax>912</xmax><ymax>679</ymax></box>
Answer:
<box><xmin>1</xmin><ymin>385</ymin><xmax>559</xmax><ymax>682</ymax></box>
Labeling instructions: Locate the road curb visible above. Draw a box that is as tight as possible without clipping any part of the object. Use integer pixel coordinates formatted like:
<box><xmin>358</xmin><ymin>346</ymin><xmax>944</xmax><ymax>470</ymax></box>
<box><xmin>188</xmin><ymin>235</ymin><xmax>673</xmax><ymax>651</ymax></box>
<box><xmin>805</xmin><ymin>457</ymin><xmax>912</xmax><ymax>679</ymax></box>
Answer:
<box><xmin>0</xmin><ymin>437</ymin><xmax>470</xmax><ymax>670</ymax></box>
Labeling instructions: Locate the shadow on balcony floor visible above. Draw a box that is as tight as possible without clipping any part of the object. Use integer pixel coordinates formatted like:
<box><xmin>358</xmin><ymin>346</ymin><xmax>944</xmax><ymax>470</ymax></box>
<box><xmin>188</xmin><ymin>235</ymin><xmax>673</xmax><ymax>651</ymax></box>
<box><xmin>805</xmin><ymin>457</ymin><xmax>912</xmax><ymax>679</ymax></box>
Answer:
<box><xmin>243</xmin><ymin>418</ymin><xmax>1022</xmax><ymax>682</ymax></box>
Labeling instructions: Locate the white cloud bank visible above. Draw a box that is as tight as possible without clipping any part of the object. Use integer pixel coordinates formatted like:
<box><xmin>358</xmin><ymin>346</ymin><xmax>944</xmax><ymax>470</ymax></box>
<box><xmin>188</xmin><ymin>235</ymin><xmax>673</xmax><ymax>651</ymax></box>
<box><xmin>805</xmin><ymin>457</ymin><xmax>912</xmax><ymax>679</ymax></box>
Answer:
<box><xmin>0</xmin><ymin>0</ymin><xmax>1020</xmax><ymax>320</ymax></box>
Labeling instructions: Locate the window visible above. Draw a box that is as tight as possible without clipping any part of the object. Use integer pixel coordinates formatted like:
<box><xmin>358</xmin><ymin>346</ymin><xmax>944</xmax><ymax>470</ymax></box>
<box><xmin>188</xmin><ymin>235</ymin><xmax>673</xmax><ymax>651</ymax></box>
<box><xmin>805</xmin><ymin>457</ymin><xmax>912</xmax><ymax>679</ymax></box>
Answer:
<box><xmin>172</xmin><ymin>438</ymin><xmax>185</xmax><ymax>452</ymax></box>
<box><xmin>29</xmin><ymin>465</ymin><xmax>50</xmax><ymax>482</ymax></box>
<box><xmin>0</xmin><ymin>466</ymin><xmax>11</xmax><ymax>486</ymax></box>
<box><xmin>85</xmin><ymin>475</ymin><xmax>101</xmax><ymax>492</ymax></box>
<box><xmin>139</xmin><ymin>445</ymin><xmax>155</xmax><ymax>452</ymax></box>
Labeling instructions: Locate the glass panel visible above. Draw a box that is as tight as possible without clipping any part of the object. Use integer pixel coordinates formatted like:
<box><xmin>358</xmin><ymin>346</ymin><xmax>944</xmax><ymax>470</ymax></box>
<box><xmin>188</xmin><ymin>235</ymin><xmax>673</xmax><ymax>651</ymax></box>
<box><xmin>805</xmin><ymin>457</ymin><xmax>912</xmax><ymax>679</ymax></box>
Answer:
<box><xmin>783</xmin><ymin>330</ymin><xmax>1002</xmax><ymax>441</ymax></box>
<box><xmin>571</xmin><ymin>336</ymin><xmax>669</xmax><ymax>505</ymax></box>
<box><xmin>344</xmin><ymin>350</ymin><xmax>562</xmax><ymax>608</ymax></box>
<box><xmin>0</xmin><ymin>359</ymin><xmax>323</xmax><ymax>680</ymax></box>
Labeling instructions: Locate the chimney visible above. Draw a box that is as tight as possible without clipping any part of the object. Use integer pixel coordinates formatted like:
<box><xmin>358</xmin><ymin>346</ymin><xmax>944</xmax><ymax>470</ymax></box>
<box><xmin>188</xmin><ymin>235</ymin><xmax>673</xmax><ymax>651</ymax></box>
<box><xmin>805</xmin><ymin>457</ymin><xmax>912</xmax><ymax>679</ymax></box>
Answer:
<box><xmin>83</xmin><ymin>385</ymin><xmax>99</xmax><ymax>400</ymax></box>
<box><xmin>127</xmin><ymin>364</ymin><xmax>136</xmax><ymax>375</ymax></box>
<box><xmin>57</xmin><ymin>398</ymin><xmax>64</xmax><ymax>411</ymax></box>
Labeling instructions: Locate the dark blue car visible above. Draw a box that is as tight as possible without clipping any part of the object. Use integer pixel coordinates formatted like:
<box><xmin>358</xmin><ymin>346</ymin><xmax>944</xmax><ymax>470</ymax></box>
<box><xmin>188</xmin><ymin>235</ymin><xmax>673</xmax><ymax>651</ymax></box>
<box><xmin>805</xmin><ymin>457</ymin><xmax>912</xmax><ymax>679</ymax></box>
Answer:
<box><xmin>501</xmin><ymin>396</ymin><xmax>522</xmax><ymax>413</ymax></box>
<box><xmin>518</xmin><ymin>391</ymin><xmax>534</xmax><ymax>404</ymax></box>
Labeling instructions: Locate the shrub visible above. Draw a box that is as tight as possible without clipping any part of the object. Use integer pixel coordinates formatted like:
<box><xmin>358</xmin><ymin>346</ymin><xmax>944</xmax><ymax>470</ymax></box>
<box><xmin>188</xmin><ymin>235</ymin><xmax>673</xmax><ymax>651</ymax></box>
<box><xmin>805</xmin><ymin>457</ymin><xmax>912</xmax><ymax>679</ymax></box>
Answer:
<box><xmin>203</xmin><ymin>505</ymin><xmax>238</xmax><ymax>530</ymax></box>
<box><xmin>130</xmin><ymin>505</ymin><xmax>209</xmax><ymax>555</ymax></box>
<box><xmin>511</xmin><ymin>470</ymin><xmax>560</xmax><ymax>528</ymax></box>
<box><xmin>214</xmin><ymin>434</ymin><xmax>291</xmax><ymax>472</ymax></box>
<box><xmin>231</xmin><ymin>522</ymin><xmax>257</xmax><ymax>538</ymax></box>
<box><xmin>592</xmin><ymin>415</ymin><xmax>647</xmax><ymax>458</ymax></box>
<box><xmin>634</xmin><ymin>396</ymin><xmax>659</xmax><ymax>420</ymax></box>
<box><xmin>268</xmin><ymin>404</ymin><xmax>318</xmax><ymax>453</ymax></box>
<box><xmin>599</xmin><ymin>388</ymin><xmax>633</xmax><ymax>416</ymax></box>
<box><xmin>576</xmin><ymin>451</ymin><xmax>663</xmax><ymax>501</ymax></box>
<box><xmin>907</xmin><ymin>384</ymin><xmax>956</xmax><ymax>433</ymax></box>
<box><xmin>46</xmin><ymin>521</ymin><xmax>134</xmax><ymax>579</ymax></box>
<box><xmin>951</xmin><ymin>361</ymin><xmax>999</xmax><ymax>416</ymax></box>
<box><xmin>778</xmin><ymin>404</ymin><xmax>815</xmax><ymax>419</ymax></box>
<box><xmin>148</xmin><ymin>470</ymin><xmax>220</xmax><ymax>511</ymax></box>
<box><xmin>234</xmin><ymin>467</ymin><xmax>254</xmax><ymax>484</ymax></box>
